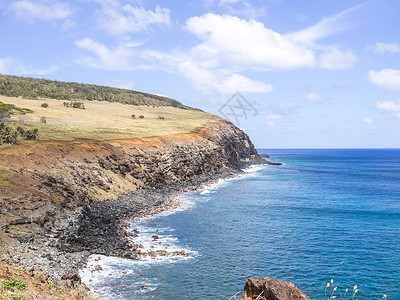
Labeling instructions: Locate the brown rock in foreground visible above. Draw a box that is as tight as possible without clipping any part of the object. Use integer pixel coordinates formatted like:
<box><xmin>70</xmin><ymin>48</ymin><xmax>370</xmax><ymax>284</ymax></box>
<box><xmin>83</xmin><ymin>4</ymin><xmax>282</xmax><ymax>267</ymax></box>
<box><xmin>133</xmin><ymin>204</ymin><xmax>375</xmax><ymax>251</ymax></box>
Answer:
<box><xmin>239</xmin><ymin>277</ymin><xmax>310</xmax><ymax>300</ymax></box>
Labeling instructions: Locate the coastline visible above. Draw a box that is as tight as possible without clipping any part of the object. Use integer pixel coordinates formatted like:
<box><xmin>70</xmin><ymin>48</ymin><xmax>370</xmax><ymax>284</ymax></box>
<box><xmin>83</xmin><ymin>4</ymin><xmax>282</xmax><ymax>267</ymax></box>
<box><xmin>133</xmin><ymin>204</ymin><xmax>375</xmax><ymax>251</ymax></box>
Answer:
<box><xmin>78</xmin><ymin>163</ymin><xmax>267</xmax><ymax>297</ymax></box>
<box><xmin>1</xmin><ymin>117</ymin><xmax>268</xmax><ymax>298</ymax></box>
<box><xmin>116</xmin><ymin>167</ymin><xmax>258</xmax><ymax>260</ymax></box>
<box><xmin>3</xmin><ymin>166</ymin><xmax>248</xmax><ymax>282</ymax></box>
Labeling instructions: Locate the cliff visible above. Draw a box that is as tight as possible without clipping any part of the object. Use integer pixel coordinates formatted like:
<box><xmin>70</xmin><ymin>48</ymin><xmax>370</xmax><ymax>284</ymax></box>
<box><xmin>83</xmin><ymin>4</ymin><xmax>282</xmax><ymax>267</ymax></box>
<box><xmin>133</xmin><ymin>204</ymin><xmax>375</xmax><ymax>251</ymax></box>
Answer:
<box><xmin>0</xmin><ymin>117</ymin><xmax>263</xmax><ymax>279</ymax></box>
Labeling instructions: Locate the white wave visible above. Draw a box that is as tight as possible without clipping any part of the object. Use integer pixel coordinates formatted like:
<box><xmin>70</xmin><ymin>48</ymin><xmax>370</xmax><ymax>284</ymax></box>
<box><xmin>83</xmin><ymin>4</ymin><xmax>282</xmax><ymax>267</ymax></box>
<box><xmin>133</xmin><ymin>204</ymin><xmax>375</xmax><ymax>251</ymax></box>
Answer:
<box><xmin>200</xmin><ymin>189</ymin><xmax>214</xmax><ymax>195</ymax></box>
<box><xmin>80</xmin><ymin>165</ymin><xmax>264</xmax><ymax>298</ymax></box>
<box><xmin>242</xmin><ymin>164</ymin><xmax>266</xmax><ymax>173</ymax></box>
<box><xmin>79</xmin><ymin>254</ymin><xmax>163</xmax><ymax>299</ymax></box>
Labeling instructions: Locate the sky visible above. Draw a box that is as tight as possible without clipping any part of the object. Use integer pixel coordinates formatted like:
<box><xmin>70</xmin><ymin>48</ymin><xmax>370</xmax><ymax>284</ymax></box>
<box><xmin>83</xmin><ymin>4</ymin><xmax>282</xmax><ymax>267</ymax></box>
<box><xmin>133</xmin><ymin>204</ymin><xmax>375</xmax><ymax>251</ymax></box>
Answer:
<box><xmin>1</xmin><ymin>0</ymin><xmax>400</xmax><ymax>148</ymax></box>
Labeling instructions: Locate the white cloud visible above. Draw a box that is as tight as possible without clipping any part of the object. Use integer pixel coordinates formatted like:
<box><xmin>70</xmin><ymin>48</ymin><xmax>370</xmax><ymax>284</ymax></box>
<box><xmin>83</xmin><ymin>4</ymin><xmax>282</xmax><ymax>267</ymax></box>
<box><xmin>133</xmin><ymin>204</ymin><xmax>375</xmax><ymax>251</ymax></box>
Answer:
<box><xmin>225</xmin><ymin>1</ymin><xmax>267</xmax><ymax>20</ymax></box>
<box><xmin>186</xmin><ymin>7</ymin><xmax>360</xmax><ymax>72</ymax></box>
<box><xmin>376</xmin><ymin>99</ymin><xmax>400</xmax><ymax>113</ymax></box>
<box><xmin>75</xmin><ymin>5</ymin><xmax>361</xmax><ymax>96</ymax></box>
<box><xmin>177</xmin><ymin>59</ymin><xmax>273</xmax><ymax>94</ymax></box>
<box><xmin>215</xmin><ymin>74</ymin><xmax>274</xmax><ymax>94</ymax></box>
<box><xmin>104</xmin><ymin>79</ymin><xmax>135</xmax><ymax>90</ymax></box>
<box><xmin>186</xmin><ymin>14</ymin><xmax>316</xmax><ymax>71</ymax></box>
<box><xmin>368</xmin><ymin>69</ymin><xmax>400</xmax><ymax>92</ymax></box>
<box><xmin>287</xmin><ymin>4</ymin><xmax>363</xmax><ymax>44</ymax></box>
<box><xmin>219</xmin><ymin>0</ymin><xmax>241</xmax><ymax>5</ymax></box>
<box><xmin>265</xmin><ymin>114</ymin><xmax>283</xmax><ymax>126</ymax></box>
<box><xmin>319</xmin><ymin>48</ymin><xmax>357</xmax><ymax>70</ymax></box>
<box><xmin>8</xmin><ymin>0</ymin><xmax>72</xmax><ymax>22</ymax></box>
<box><xmin>95</xmin><ymin>2</ymin><xmax>170</xmax><ymax>36</ymax></box>
<box><xmin>363</xmin><ymin>117</ymin><xmax>372</xmax><ymax>124</ymax></box>
<box><xmin>0</xmin><ymin>57</ymin><xmax>58</xmax><ymax>75</ymax></box>
<box><xmin>371</xmin><ymin>42</ymin><xmax>400</xmax><ymax>54</ymax></box>
<box><xmin>306</xmin><ymin>93</ymin><xmax>323</xmax><ymax>101</ymax></box>
<box><xmin>75</xmin><ymin>38</ymin><xmax>135</xmax><ymax>69</ymax></box>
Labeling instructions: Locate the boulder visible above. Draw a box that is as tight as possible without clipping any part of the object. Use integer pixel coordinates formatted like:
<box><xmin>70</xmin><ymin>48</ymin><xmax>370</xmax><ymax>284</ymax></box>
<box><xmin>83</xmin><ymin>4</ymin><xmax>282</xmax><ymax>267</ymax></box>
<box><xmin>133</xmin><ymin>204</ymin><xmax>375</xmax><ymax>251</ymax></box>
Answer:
<box><xmin>239</xmin><ymin>277</ymin><xmax>309</xmax><ymax>300</ymax></box>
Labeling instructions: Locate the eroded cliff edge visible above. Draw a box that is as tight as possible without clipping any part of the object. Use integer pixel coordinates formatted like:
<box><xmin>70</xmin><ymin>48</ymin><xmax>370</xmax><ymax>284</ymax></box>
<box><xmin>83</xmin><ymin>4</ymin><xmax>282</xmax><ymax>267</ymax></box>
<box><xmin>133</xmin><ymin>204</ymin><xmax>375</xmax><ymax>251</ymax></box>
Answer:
<box><xmin>0</xmin><ymin>117</ymin><xmax>264</xmax><ymax>279</ymax></box>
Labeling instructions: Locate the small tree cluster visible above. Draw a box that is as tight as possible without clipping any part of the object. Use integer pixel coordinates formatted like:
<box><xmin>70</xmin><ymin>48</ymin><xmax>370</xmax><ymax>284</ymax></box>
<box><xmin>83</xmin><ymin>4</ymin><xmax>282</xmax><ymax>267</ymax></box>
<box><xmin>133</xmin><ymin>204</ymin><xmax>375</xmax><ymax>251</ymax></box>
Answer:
<box><xmin>63</xmin><ymin>101</ymin><xmax>85</xmax><ymax>109</ymax></box>
<box><xmin>0</xmin><ymin>122</ymin><xmax>39</xmax><ymax>144</ymax></box>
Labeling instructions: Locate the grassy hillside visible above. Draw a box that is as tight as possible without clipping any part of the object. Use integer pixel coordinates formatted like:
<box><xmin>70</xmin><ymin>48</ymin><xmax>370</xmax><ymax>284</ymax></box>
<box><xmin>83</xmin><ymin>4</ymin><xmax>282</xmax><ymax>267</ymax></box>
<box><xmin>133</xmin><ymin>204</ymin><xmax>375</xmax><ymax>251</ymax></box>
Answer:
<box><xmin>0</xmin><ymin>74</ymin><xmax>186</xmax><ymax>108</ymax></box>
<box><xmin>0</xmin><ymin>74</ymin><xmax>216</xmax><ymax>142</ymax></box>
<box><xmin>0</xmin><ymin>96</ymin><xmax>215</xmax><ymax>141</ymax></box>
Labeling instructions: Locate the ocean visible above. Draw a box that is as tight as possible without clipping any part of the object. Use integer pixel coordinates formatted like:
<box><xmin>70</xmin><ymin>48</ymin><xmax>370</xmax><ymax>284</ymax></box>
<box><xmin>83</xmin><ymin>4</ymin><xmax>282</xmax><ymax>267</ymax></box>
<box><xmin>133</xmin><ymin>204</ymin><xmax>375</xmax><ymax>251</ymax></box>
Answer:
<box><xmin>80</xmin><ymin>149</ymin><xmax>400</xmax><ymax>299</ymax></box>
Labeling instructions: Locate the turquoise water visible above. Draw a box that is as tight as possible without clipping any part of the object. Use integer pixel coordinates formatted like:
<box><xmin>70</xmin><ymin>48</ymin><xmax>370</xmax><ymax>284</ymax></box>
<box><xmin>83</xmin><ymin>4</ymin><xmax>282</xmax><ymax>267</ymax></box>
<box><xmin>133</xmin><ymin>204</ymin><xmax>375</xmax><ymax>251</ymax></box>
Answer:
<box><xmin>81</xmin><ymin>149</ymin><xmax>400</xmax><ymax>299</ymax></box>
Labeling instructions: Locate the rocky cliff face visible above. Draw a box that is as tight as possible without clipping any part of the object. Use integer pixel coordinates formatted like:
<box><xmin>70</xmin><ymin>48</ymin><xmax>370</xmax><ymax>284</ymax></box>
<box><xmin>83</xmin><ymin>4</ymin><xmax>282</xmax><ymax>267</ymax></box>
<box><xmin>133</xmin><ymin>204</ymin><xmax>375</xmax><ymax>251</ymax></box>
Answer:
<box><xmin>0</xmin><ymin>117</ymin><xmax>263</xmax><ymax>278</ymax></box>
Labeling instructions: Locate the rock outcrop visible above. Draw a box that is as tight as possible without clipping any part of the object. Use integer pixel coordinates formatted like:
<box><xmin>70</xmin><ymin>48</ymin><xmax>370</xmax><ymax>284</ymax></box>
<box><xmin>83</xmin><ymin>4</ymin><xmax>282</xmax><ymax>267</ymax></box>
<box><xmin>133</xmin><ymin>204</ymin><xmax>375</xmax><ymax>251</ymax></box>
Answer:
<box><xmin>240</xmin><ymin>277</ymin><xmax>310</xmax><ymax>300</ymax></box>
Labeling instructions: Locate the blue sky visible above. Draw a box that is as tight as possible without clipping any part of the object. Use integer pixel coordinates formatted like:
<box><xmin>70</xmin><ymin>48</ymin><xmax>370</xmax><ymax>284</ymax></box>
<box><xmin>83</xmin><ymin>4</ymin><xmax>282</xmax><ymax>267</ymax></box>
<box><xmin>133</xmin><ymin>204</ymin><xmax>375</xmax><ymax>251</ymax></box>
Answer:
<box><xmin>1</xmin><ymin>0</ymin><xmax>400</xmax><ymax>148</ymax></box>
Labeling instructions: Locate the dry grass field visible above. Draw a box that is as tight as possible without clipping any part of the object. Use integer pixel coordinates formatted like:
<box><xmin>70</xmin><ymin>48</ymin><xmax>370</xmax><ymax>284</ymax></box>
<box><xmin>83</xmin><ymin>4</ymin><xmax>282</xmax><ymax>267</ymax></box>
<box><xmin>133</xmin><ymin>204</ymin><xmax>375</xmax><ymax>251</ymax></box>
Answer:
<box><xmin>1</xmin><ymin>96</ymin><xmax>216</xmax><ymax>141</ymax></box>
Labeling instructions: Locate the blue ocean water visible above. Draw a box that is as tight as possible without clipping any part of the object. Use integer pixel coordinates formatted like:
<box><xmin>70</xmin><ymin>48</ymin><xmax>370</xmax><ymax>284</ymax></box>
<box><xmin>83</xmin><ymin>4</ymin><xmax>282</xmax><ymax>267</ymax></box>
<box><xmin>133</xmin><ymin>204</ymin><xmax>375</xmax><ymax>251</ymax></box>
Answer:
<box><xmin>81</xmin><ymin>149</ymin><xmax>400</xmax><ymax>299</ymax></box>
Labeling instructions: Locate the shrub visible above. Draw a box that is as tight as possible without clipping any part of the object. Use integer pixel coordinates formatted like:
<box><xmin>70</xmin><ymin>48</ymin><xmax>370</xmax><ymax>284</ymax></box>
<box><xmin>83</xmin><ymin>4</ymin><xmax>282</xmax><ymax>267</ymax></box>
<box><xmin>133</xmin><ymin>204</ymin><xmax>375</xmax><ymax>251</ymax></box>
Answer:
<box><xmin>16</xmin><ymin>126</ymin><xmax>25</xmax><ymax>135</ymax></box>
<box><xmin>1</xmin><ymin>277</ymin><xmax>27</xmax><ymax>291</ymax></box>
<box><xmin>63</xmin><ymin>101</ymin><xmax>85</xmax><ymax>109</ymax></box>
<box><xmin>138</xmin><ymin>115</ymin><xmax>144</xmax><ymax>119</ymax></box>
<box><xmin>131</xmin><ymin>114</ymin><xmax>136</xmax><ymax>119</ymax></box>
<box><xmin>41</xmin><ymin>103</ymin><xmax>49</xmax><ymax>108</ymax></box>
<box><xmin>0</xmin><ymin>124</ymin><xmax>18</xmax><ymax>144</ymax></box>
<box><xmin>25</xmin><ymin>128</ymin><xmax>38</xmax><ymax>140</ymax></box>
<box><xmin>158</xmin><ymin>116</ymin><xmax>165</xmax><ymax>120</ymax></box>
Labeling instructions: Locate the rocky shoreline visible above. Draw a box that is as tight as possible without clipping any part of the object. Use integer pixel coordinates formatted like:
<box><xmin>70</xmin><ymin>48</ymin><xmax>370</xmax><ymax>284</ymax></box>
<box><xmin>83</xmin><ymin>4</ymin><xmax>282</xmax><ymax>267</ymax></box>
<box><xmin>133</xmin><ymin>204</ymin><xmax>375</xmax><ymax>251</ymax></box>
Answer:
<box><xmin>0</xmin><ymin>117</ymin><xmax>277</xmax><ymax>297</ymax></box>
<box><xmin>2</xmin><ymin>164</ymin><xmax>255</xmax><ymax>281</ymax></box>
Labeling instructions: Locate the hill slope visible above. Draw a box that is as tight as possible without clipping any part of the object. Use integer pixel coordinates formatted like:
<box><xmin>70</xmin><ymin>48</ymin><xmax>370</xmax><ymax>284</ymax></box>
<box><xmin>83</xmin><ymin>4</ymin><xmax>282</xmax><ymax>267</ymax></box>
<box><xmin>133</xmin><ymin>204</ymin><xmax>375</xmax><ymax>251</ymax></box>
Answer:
<box><xmin>0</xmin><ymin>74</ymin><xmax>186</xmax><ymax>108</ymax></box>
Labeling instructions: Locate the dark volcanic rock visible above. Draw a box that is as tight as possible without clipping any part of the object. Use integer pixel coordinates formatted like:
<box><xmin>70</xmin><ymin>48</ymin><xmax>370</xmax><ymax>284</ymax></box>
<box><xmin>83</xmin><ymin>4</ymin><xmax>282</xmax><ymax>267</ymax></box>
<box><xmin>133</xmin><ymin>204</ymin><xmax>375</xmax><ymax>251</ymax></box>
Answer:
<box><xmin>240</xmin><ymin>277</ymin><xmax>309</xmax><ymax>300</ymax></box>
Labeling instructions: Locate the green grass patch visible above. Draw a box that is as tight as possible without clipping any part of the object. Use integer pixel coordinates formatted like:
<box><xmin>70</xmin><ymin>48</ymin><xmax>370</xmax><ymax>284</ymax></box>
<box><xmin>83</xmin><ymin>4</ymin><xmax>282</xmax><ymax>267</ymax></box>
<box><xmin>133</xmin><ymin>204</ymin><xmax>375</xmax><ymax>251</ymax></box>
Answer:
<box><xmin>0</xmin><ymin>101</ymin><xmax>32</xmax><ymax>115</ymax></box>
<box><xmin>1</xmin><ymin>277</ymin><xmax>27</xmax><ymax>291</ymax></box>
<box><xmin>0</xmin><ymin>169</ymin><xmax>10</xmax><ymax>186</ymax></box>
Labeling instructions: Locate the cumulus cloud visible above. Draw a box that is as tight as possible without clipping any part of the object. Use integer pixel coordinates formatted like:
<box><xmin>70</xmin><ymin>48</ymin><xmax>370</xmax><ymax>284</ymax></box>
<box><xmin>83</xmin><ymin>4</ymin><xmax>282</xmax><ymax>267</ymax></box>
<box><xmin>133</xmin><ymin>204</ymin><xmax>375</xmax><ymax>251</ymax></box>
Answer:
<box><xmin>0</xmin><ymin>57</ymin><xmax>58</xmax><ymax>75</ymax></box>
<box><xmin>186</xmin><ymin>14</ymin><xmax>316</xmax><ymax>71</ymax></box>
<box><xmin>186</xmin><ymin>6</ymin><xmax>360</xmax><ymax>72</ymax></box>
<box><xmin>215</xmin><ymin>74</ymin><xmax>274</xmax><ymax>94</ymax></box>
<box><xmin>95</xmin><ymin>2</ymin><xmax>170</xmax><ymax>36</ymax></box>
<box><xmin>370</xmin><ymin>42</ymin><xmax>400</xmax><ymax>54</ymax></box>
<box><xmin>75</xmin><ymin>38</ymin><xmax>135</xmax><ymax>69</ymax></box>
<box><xmin>8</xmin><ymin>0</ymin><xmax>72</xmax><ymax>22</ymax></box>
<box><xmin>368</xmin><ymin>69</ymin><xmax>400</xmax><ymax>92</ymax></box>
<box><xmin>75</xmin><ymin>38</ymin><xmax>272</xmax><ymax>95</ymax></box>
<box><xmin>319</xmin><ymin>48</ymin><xmax>357</xmax><ymax>70</ymax></box>
<box><xmin>76</xmin><ymin>4</ymin><xmax>361</xmax><ymax>96</ymax></box>
<box><xmin>177</xmin><ymin>59</ymin><xmax>273</xmax><ymax>94</ymax></box>
<box><xmin>376</xmin><ymin>99</ymin><xmax>400</xmax><ymax>113</ymax></box>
